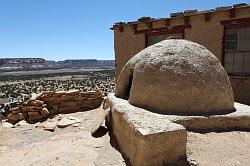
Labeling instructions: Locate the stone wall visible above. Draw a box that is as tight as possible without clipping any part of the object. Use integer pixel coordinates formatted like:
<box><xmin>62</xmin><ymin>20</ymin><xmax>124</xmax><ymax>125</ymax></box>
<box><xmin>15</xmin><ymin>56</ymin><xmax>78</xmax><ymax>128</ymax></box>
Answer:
<box><xmin>7</xmin><ymin>90</ymin><xmax>103</xmax><ymax>124</ymax></box>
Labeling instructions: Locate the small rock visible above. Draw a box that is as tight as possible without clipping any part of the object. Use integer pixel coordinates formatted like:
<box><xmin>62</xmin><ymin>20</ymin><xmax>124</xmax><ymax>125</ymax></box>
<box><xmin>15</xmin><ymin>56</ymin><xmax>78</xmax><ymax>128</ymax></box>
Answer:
<box><xmin>42</xmin><ymin>121</ymin><xmax>58</xmax><ymax>132</ymax></box>
<box><xmin>58</xmin><ymin>114</ymin><xmax>63</xmax><ymax>120</ymax></box>
<box><xmin>11</xmin><ymin>107</ymin><xmax>21</xmax><ymax>114</ymax></box>
<box><xmin>1</xmin><ymin>121</ymin><xmax>14</xmax><ymax>128</ymax></box>
<box><xmin>7</xmin><ymin>113</ymin><xmax>24</xmax><ymax>124</ymax></box>
<box><xmin>72</xmin><ymin>123</ymin><xmax>80</xmax><ymax>127</ymax></box>
<box><xmin>57</xmin><ymin>117</ymin><xmax>81</xmax><ymax>128</ymax></box>
<box><xmin>40</xmin><ymin>108</ymin><xmax>49</xmax><ymax>116</ymax></box>
<box><xmin>17</xmin><ymin>120</ymin><xmax>29</xmax><ymax>126</ymax></box>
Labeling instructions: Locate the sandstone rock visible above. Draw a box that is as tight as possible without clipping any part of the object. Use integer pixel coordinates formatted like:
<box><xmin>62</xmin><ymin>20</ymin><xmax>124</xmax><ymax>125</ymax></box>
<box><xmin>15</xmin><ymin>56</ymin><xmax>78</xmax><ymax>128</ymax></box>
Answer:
<box><xmin>28</xmin><ymin>111</ymin><xmax>39</xmax><ymax>116</ymax></box>
<box><xmin>17</xmin><ymin>120</ymin><xmax>30</xmax><ymax>126</ymax></box>
<box><xmin>115</xmin><ymin>39</ymin><xmax>234</xmax><ymax>115</ymax></box>
<box><xmin>42</xmin><ymin>91</ymin><xmax>55</xmax><ymax>96</ymax></box>
<box><xmin>7</xmin><ymin>113</ymin><xmax>24</xmax><ymax>124</ymax></box>
<box><xmin>21</xmin><ymin>106</ymin><xmax>30</xmax><ymax>112</ymax></box>
<box><xmin>57</xmin><ymin>117</ymin><xmax>81</xmax><ymax>128</ymax></box>
<box><xmin>0</xmin><ymin>113</ymin><xmax>4</xmax><ymax>121</ymax></box>
<box><xmin>35</xmin><ymin>92</ymin><xmax>43</xmax><ymax>100</ymax></box>
<box><xmin>65</xmin><ymin>89</ymin><xmax>80</xmax><ymax>95</ymax></box>
<box><xmin>72</xmin><ymin>123</ymin><xmax>80</xmax><ymax>127</ymax></box>
<box><xmin>22</xmin><ymin>101</ymin><xmax>28</xmax><ymax>106</ymax></box>
<box><xmin>32</xmin><ymin>100</ymin><xmax>44</xmax><ymax>107</ymax></box>
<box><xmin>29</xmin><ymin>106</ymin><xmax>42</xmax><ymax>112</ymax></box>
<box><xmin>40</xmin><ymin>108</ymin><xmax>50</xmax><ymax>116</ymax></box>
<box><xmin>55</xmin><ymin>91</ymin><xmax>66</xmax><ymax>94</ymax></box>
<box><xmin>27</xmin><ymin>115</ymin><xmax>43</xmax><ymax>121</ymax></box>
<box><xmin>90</xmin><ymin>109</ymin><xmax>110</xmax><ymax>135</ymax></box>
<box><xmin>39</xmin><ymin>97</ymin><xmax>55</xmax><ymax>102</ymax></box>
<box><xmin>11</xmin><ymin>107</ymin><xmax>21</xmax><ymax>114</ymax></box>
<box><xmin>60</xmin><ymin>101</ymin><xmax>80</xmax><ymax>108</ymax></box>
<box><xmin>1</xmin><ymin>121</ymin><xmax>14</xmax><ymax>128</ymax></box>
<box><xmin>42</xmin><ymin>120</ymin><xmax>58</xmax><ymax>132</ymax></box>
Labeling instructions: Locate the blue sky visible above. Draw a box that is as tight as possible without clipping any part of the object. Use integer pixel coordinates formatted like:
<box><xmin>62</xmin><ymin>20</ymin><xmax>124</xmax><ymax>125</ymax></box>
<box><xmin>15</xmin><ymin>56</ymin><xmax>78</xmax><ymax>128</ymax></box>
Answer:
<box><xmin>0</xmin><ymin>0</ymin><xmax>249</xmax><ymax>61</ymax></box>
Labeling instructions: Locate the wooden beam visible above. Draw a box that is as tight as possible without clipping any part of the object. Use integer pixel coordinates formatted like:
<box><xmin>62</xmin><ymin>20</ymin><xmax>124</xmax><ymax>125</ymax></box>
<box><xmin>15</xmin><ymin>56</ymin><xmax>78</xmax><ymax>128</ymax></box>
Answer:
<box><xmin>184</xmin><ymin>16</ymin><xmax>190</xmax><ymax>24</ymax></box>
<box><xmin>165</xmin><ymin>18</ymin><xmax>171</xmax><ymax>26</ymax></box>
<box><xmin>118</xmin><ymin>25</ymin><xmax>124</xmax><ymax>32</ymax></box>
<box><xmin>134</xmin><ymin>24</ymin><xmax>191</xmax><ymax>34</ymax></box>
<box><xmin>204</xmin><ymin>13</ymin><xmax>211</xmax><ymax>22</ymax></box>
<box><xmin>229</xmin><ymin>8</ymin><xmax>236</xmax><ymax>18</ymax></box>
<box><xmin>221</xmin><ymin>17</ymin><xmax>250</xmax><ymax>28</ymax></box>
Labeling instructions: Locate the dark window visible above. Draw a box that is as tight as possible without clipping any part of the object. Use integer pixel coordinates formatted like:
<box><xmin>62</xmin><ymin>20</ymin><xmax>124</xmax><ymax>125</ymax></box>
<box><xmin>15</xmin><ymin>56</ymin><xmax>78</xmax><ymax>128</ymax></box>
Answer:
<box><xmin>225</xmin><ymin>33</ymin><xmax>238</xmax><ymax>50</ymax></box>
<box><xmin>224</xmin><ymin>27</ymin><xmax>250</xmax><ymax>75</ymax></box>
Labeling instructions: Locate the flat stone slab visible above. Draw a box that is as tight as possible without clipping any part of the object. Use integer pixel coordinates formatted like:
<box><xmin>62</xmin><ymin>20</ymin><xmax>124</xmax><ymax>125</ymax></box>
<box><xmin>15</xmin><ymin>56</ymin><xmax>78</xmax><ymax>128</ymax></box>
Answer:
<box><xmin>57</xmin><ymin>117</ymin><xmax>81</xmax><ymax>128</ymax></box>
<box><xmin>106</xmin><ymin>93</ymin><xmax>250</xmax><ymax>166</ymax></box>
<box><xmin>42</xmin><ymin>120</ymin><xmax>58</xmax><ymax>132</ymax></box>
<box><xmin>90</xmin><ymin>109</ymin><xmax>110</xmax><ymax>135</ymax></box>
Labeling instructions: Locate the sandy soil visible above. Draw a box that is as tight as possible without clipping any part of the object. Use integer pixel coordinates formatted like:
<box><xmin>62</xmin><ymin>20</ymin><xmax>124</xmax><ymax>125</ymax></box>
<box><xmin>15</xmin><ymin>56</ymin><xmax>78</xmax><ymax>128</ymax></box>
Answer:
<box><xmin>0</xmin><ymin>108</ymin><xmax>125</xmax><ymax>166</ymax></box>
<box><xmin>1</xmin><ymin>107</ymin><xmax>250</xmax><ymax>166</ymax></box>
<box><xmin>187</xmin><ymin>131</ymin><xmax>250</xmax><ymax>166</ymax></box>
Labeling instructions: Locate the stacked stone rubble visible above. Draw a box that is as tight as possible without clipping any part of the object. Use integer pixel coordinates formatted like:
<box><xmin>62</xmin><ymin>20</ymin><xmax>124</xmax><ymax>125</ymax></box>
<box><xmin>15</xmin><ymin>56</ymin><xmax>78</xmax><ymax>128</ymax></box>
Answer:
<box><xmin>21</xmin><ymin>100</ymin><xmax>49</xmax><ymax>123</ymax></box>
<box><xmin>36</xmin><ymin>89</ymin><xmax>103</xmax><ymax>114</ymax></box>
<box><xmin>6</xmin><ymin>89</ymin><xmax>103</xmax><ymax>124</ymax></box>
<box><xmin>7</xmin><ymin>104</ymin><xmax>24</xmax><ymax>124</ymax></box>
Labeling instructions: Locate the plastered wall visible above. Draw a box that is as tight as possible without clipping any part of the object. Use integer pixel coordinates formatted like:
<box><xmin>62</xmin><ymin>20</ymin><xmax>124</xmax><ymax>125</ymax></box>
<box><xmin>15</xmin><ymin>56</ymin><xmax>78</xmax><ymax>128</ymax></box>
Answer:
<box><xmin>112</xmin><ymin>6</ymin><xmax>250</xmax><ymax>104</ymax></box>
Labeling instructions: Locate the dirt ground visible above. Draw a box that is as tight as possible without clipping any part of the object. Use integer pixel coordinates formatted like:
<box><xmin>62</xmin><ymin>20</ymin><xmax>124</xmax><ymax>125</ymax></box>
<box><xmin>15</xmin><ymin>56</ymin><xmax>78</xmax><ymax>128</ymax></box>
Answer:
<box><xmin>0</xmin><ymin>107</ymin><xmax>250</xmax><ymax>166</ymax></box>
<box><xmin>187</xmin><ymin>131</ymin><xmax>250</xmax><ymax>166</ymax></box>
<box><xmin>0</xmin><ymin>108</ymin><xmax>125</xmax><ymax>166</ymax></box>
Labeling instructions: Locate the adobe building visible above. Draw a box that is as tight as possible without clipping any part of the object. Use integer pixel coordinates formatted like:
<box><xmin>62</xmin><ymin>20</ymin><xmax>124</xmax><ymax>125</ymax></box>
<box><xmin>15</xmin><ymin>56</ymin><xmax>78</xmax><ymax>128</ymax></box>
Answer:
<box><xmin>110</xmin><ymin>3</ymin><xmax>250</xmax><ymax>105</ymax></box>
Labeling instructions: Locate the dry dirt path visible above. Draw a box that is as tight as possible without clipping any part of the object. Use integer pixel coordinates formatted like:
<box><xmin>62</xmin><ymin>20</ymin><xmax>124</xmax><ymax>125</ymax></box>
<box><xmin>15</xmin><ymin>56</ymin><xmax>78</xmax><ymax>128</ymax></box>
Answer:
<box><xmin>0</xmin><ymin>108</ymin><xmax>125</xmax><ymax>166</ymax></box>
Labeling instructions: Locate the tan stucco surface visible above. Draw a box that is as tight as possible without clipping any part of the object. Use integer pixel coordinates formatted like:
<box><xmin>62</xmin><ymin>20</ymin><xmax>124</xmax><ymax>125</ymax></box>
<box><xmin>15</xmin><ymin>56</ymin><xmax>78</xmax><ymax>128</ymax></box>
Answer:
<box><xmin>115</xmin><ymin>40</ymin><xmax>234</xmax><ymax>115</ymax></box>
<box><xmin>112</xmin><ymin>6</ymin><xmax>250</xmax><ymax>104</ymax></box>
<box><xmin>106</xmin><ymin>93</ymin><xmax>250</xmax><ymax>166</ymax></box>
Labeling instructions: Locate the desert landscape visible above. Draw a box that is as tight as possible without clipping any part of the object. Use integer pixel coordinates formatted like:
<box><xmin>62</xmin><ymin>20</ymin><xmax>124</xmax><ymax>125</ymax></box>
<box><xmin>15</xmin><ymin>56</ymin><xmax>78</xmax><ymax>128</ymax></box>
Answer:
<box><xmin>0</xmin><ymin>56</ymin><xmax>250</xmax><ymax>166</ymax></box>
<box><xmin>0</xmin><ymin>68</ymin><xmax>115</xmax><ymax>104</ymax></box>
<box><xmin>1</xmin><ymin>1</ymin><xmax>250</xmax><ymax>166</ymax></box>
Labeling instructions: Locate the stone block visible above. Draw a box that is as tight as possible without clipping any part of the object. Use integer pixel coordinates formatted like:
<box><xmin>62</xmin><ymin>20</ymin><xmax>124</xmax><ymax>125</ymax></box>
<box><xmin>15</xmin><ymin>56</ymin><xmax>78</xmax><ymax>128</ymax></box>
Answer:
<box><xmin>11</xmin><ymin>107</ymin><xmax>21</xmax><ymax>114</ymax></box>
<box><xmin>110</xmin><ymin>102</ymin><xmax>187</xmax><ymax>166</ymax></box>
<box><xmin>40</xmin><ymin>108</ymin><xmax>50</xmax><ymax>117</ymax></box>
<box><xmin>7</xmin><ymin>113</ymin><xmax>24</xmax><ymax>124</ymax></box>
<box><xmin>106</xmin><ymin>94</ymin><xmax>250</xmax><ymax>165</ymax></box>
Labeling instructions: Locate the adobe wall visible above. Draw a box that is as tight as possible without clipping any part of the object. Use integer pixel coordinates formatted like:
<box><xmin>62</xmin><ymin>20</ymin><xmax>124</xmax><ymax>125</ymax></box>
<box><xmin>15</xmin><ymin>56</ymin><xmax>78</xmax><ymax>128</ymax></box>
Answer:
<box><xmin>230</xmin><ymin>77</ymin><xmax>250</xmax><ymax>104</ymax></box>
<box><xmin>185</xmin><ymin>7</ymin><xmax>250</xmax><ymax>60</ymax></box>
<box><xmin>112</xmin><ymin>5</ymin><xmax>250</xmax><ymax>104</ymax></box>
<box><xmin>113</xmin><ymin>7</ymin><xmax>250</xmax><ymax>77</ymax></box>
<box><xmin>114</xmin><ymin>27</ymin><xmax>145</xmax><ymax>79</ymax></box>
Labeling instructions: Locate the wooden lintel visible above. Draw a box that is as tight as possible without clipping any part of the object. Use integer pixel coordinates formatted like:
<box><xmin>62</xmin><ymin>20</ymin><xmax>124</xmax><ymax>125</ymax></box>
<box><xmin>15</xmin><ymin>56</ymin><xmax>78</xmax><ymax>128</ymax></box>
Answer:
<box><xmin>229</xmin><ymin>8</ymin><xmax>236</xmax><ymax>18</ymax></box>
<box><xmin>184</xmin><ymin>16</ymin><xmax>190</xmax><ymax>24</ymax></box>
<box><xmin>204</xmin><ymin>13</ymin><xmax>211</xmax><ymax>22</ymax></box>
<box><xmin>165</xmin><ymin>19</ymin><xmax>170</xmax><ymax>26</ymax></box>
<box><xmin>118</xmin><ymin>25</ymin><xmax>124</xmax><ymax>32</ymax></box>
<box><xmin>134</xmin><ymin>24</ymin><xmax>191</xmax><ymax>35</ymax></box>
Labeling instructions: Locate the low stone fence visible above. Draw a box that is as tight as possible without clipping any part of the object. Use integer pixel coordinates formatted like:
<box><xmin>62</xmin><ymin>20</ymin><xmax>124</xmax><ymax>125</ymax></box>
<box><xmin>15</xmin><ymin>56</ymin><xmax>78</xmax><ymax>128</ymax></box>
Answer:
<box><xmin>7</xmin><ymin>89</ymin><xmax>103</xmax><ymax>124</ymax></box>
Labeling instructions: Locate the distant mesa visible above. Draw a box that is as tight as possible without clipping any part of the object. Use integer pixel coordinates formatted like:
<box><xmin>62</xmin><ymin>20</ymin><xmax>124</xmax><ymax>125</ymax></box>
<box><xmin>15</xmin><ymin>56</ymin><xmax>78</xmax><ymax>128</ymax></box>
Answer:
<box><xmin>0</xmin><ymin>58</ymin><xmax>114</xmax><ymax>71</ymax></box>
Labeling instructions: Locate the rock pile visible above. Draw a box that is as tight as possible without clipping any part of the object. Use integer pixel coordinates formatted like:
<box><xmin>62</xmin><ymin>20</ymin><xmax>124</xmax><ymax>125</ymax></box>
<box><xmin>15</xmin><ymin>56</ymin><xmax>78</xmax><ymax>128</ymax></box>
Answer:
<box><xmin>21</xmin><ymin>100</ymin><xmax>49</xmax><ymax>123</ymax></box>
<box><xmin>36</xmin><ymin>89</ymin><xmax>103</xmax><ymax>114</ymax></box>
<box><xmin>7</xmin><ymin>105</ymin><xmax>24</xmax><ymax>124</ymax></box>
<box><xmin>6</xmin><ymin>89</ymin><xmax>103</xmax><ymax>124</ymax></box>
